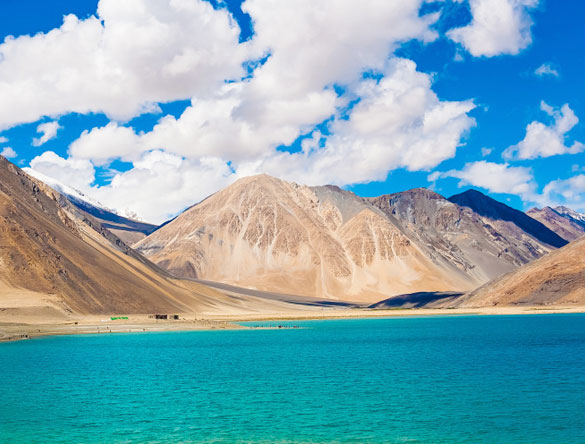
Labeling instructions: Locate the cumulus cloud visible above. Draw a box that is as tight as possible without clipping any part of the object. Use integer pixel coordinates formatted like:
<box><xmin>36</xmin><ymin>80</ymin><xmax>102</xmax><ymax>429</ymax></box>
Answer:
<box><xmin>28</xmin><ymin>151</ymin><xmax>95</xmax><ymax>190</ymax></box>
<box><xmin>534</xmin><ymin>63</ymin><xmax>560</xmax><ymax>78</ymax></box>
<box><xmin>27</xmin><ymin>150</ymin><xmax>235</xmax><ymax>223</ymax></box>
<box><xmin>48</xmin><ymin>57</ymin><xmax>476</xmax><ymax>222</ymax></box>
<box><xmin>70</xmin><ymin>122</ymin><xmax>145</xmax><ymax>166</ymax></box>
<box><xmin>0</xmin><ymin>0</ymin><xmax>247</xmax><ymax>129</ymax></box>
<box><xmin>504</xmin><ymin>102</ymin><xmax>584</xmax><ymax>160</ymax></box>
<box><xmin>22</xmin><ymin>0</ymin><xmax>483</xmax><ymax>222</ymax></box>
<box><xmin>429</xmin><ymin>160</ymin><xmax>537</xmax><ymax>198</ymax></box>
<box><xmin>448</xmin><ymin>0</ymin><xmax>539</xmax><ymax>57</ymax></box>
<box><xmin>1</xmin><ymin>147</ymin><xmax>17</xmax><ymax>158</ymax></box>
<box><xmin>242</xmin><ymin>58</ymin><xmax>476</xmax><ymax>185</ymax></box>
<box><xmin>32</xmin><ymin>121</ymin><xmax>61</xmax><ymax>146</ymax></box>
<box><xmin>541</xmin><ymin>175</ymin><xmax>585</xmax><ymax>211</ymax></box>
<box><xmin>430</xmin><ymin>161</ymin><xmax>585</xmax><ymax>212</ymax></box>
<box><xmin>0</xmin><ymin>136</ymin><xmax>8</xmax><ymax>144</ymax></box>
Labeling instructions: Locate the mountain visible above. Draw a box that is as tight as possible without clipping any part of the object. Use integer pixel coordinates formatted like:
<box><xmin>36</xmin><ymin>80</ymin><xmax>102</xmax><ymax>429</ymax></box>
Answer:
<box><xmin>63</xmin><ymin>193</ymin><xmax>158</xmax><ymax>244</ymax></box>
<box><xmin>25</xmin><ymin>169</ymin><xmax>157</xmax><ymax>244</ymax></box>
<box><xmin>448</xmin><ymin>189</ymin><xmax>568</xmax><ymax>248</ymax></box>
<box><xmin>0</xmin><ymin>157</ymin><xmax>295</xmax><ymax>321</ymax></box>
<box><xmin>135</xmin><ymin>176</ymin><xmax>563</xmax><ymax>302</ymax></box>
<box><xmin>135</xmin><ymin>175</ymin><xmax>477</xmax><ymax>302</ymax></box>
<box><xmin>556</xmin><ymin>205</ymin><xmax>585</xmax><ymax>225</ymax></box>
<box><xmin>368</xmin><ymin>188</ymin><xmax>560</xmax><ymax>285</ymax></box>
<box><xmin>453</xmin><ymin>236</ymin><xmax>585</xmax><ymax>307</ymax></box>
<box><xmin>527</xmin><ymin>206</ymin><xmax>585</xmax><ymax>242</ymax></box>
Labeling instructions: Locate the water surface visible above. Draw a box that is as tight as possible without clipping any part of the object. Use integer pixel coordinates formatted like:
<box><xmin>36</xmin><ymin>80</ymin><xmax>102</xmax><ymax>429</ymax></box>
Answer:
<box><xmin>1</xmin><ymin>314</ymin><xmax>585</xmax><ymax>443</ymax></box>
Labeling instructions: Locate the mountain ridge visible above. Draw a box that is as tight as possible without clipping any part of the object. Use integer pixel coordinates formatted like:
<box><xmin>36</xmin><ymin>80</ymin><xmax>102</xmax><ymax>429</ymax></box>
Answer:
<box><xmin>135</xmin><ymin>174</ymin><xmax>564</xmax><ymax>302</ymax></box>
<box><xmin>448</xmin><ymin>189</ymin><xmax>568</xmax><ymax>248</ymax></box>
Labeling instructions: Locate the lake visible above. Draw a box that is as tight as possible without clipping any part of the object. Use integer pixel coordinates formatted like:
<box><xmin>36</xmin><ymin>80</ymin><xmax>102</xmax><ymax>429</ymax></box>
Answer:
<box><xmin>1</xmin><ymin>314</ymin><xmax>585</xmax><ymax>443</ymax></box>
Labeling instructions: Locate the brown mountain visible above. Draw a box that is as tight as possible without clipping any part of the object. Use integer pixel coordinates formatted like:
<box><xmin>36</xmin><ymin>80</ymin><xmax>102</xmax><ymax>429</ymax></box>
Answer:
<box><xmin>64</xmin><ymin>193</ymin><xmax>158</xmax><ymax>244</ymax></box>
<box><xmin>0</xmin><ymin>157</ymin><xmax>292</xmax><ymax>321</ymax></box>
<box><xmin>135</xmin><ymin>175</ymin><xmax>477</xmax><ymax>302</ymax></box>
<box><xmin>453</xmin><ymin>236</ymin><xmax>585</xmax><ymax>307</ymax></box>
<box><xmin>369</xmin><ymin>188</ymin><xmax>560</xmax><ymax>285</ymax></box>
<box><xmin>135</xmin><ymin>176</ymin><xmax>562</xmax><ymax>302</ymax></box>
<box><xmin>527</xmin><ymin>206</ymin><xmax>585</xmax><ymax>242</ymax></box>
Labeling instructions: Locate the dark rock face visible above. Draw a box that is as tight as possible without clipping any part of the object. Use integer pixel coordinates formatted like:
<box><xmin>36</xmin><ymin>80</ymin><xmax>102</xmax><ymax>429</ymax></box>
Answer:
<box><xmin>449</xmin><ymin>189</ymin><xmax>568</xmax><ymax>248</ymax></box>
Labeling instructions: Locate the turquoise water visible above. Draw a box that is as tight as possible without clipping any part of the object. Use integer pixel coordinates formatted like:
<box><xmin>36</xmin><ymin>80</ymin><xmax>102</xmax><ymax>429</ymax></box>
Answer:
<box><xmin>1</xmin><ymin>314</ymin><xmax>585</xmax><ymax>443</ymax></box>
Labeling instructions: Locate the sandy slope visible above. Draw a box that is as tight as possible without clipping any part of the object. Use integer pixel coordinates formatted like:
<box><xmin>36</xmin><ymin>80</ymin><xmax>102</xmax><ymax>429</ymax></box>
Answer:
<box><xmin>453</xmin><ymin>236</ymin><xmax>585</xmax><ymax>307</ymax></box>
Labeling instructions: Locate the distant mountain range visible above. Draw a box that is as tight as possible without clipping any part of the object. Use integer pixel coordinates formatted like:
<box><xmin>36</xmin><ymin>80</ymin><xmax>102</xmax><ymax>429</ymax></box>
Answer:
<box><xmin>134</xmin><ymin>174</ymin><xmax>566</xmax><ymax>302</ymax></box>
<box><xmin>12</xmin><ymin>157</ymin><xmax>585</xmax><ymax>312</ymax></box>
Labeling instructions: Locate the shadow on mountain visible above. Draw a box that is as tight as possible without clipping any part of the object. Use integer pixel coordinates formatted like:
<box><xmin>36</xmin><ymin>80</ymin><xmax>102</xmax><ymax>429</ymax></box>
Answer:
<box><xmin>369</xmin><ymin>291</ymin><xmax>464</xmax><ymax>309</ymax></box>
<box><xmin>449</xmin><ymin>189</ymin><xmax>567</xmax><ymax>248</ymax></box>
<box><xmin>194</xmin><ymin>279</ymin><xmax>364</xmax><ymax>308</ymax></box>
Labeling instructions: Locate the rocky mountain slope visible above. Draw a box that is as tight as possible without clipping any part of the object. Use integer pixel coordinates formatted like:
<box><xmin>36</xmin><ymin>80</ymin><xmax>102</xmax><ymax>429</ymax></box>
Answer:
<box><xmin>453</xmin><ymin>236</ymin><xmax>585</xmax><ymax>307</ymax></box>
<box><xmin>528</xmin><ymin>206</ymin><xmax>585</xmax><ymax>242</ymax></box>
<box><xmin>25</xmin><ymin>169</ymin><xmax>157</xmax><ymax>244</ymax></box>
<box><xmin>135</xmin><ymin>175</ymin><xmax>563</xmax><ymax>302</ymax></box>
<box><xmin>64</xmin><ymin>194</ymin><xmax>158</xmax><ymax>244</ymax></box>
<box><xmin>448</xmin><ymin>190</ymin><xmax>567</xmax><ymax>248</ymax></box>
<box><xmin>0</xmin><ymin>157</ymin><xmax>301</xmax><ymax>320</ymax></box>
<box><xmin>369</xmin><ymin>188</ymin><xmax>561</xmax><ymax>285</ymax></box>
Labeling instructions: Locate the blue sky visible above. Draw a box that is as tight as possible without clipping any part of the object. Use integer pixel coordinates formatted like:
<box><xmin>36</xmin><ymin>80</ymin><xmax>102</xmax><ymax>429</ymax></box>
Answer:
<box><xmin>0</xmin><ymin>0</ymin><xmax>583</xmax><ymax>222</ymax></box>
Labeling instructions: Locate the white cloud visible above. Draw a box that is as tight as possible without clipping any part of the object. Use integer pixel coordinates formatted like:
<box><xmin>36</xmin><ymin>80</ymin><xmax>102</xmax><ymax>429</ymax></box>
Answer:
<box><xmin>38</xmin><ymin>0</ymin><xmax>444</xmax><ymax>168</ymax></box>
<box><xmin>481</xmin><ymin>147</ymin><xmax>493</xmax><ymax>156</ymax></box>
<box><xmin>28</xmin><ymin>151</ymin><xmax>95</xmax><ymax>190</ymax></box>
<box><xmin>534</xmin><ymin>63</ymin><xmax>559</xmax><ymax>78</ymax></box>
<box><xmin>0</xmin><ymin>0</ymin><xmax>248</xmax><ymax>129</ymax></box>
<box><xmin>430</xmin><ymin>160</ymin><xmax>537</xmax><ymax>198</ymax></box>
<box><xmin>448</xmin><ymin>0</ymin><xmax>539</xmax><ymax>57</ymax></box>
<box><xmin>70</xmin><ymin>122</ymin><xmax>144</xmax><ymax>166</ymax></box>
<box><xmin>0</xmin><ymin>136</ymin><xmax>8</xmax><ymax>144</ymax></box>
<box><xmin>32</xmin><ymin>121</ymin><xmax>61</xmax><ymax>146</ymax></box>
<box><xmin>243</xmin><ymin>58</ymin><xmax>476</xmax><ymax>186</ymax></box>
<box><xmin>430</xmin><ymin>161</ymin><xmax>585</xmax><ymax>212</ymax></box>
<box><xmin>504</xmin><ymin>102</ymin><xmax>584</xmax><ymax>160</ymax></box>
<box><xmin>1</xmin><ymin>147</ymin><xmax>17</xmax><ymax>158</ymax></box>
<box><xmin>33</xmin><ymin>58</ymin><xmax>476</xmax><ymax>223</ymax></box>
<box><xmin>27</xmin><ymin>150</ymin><xmax>235</xmax><ymax>224</ymax></box>
<box><xmin>22</xmin><ymin>1</ymin><xmax>481</xmax><ymax>222</ymax></box>
<box><xmin>538</xmin><ymin>175</ymin><xmax>585</xmax><ymax>212</ymax></box>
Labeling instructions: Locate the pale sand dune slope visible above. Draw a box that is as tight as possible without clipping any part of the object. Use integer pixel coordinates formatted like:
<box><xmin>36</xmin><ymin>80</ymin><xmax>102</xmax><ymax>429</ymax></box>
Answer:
<box><xmin>453</xmin><ymin>236</ymin><xmax>585</xmax><ymax>307</ymax></box>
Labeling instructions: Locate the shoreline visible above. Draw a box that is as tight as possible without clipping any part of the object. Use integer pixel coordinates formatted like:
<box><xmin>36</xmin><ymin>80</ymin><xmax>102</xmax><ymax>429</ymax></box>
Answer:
<box><xmin>2</xmin><ymin>305</ymin><xmax>585</xmax><ymax>343</ymax></box>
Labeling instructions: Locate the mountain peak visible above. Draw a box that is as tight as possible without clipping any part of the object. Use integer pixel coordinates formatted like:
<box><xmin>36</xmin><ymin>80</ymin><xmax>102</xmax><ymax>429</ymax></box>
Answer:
<box><xmin>449</xmin><ymin>190</ymin><xmax>567</xmax><ymax>248</ymax></box>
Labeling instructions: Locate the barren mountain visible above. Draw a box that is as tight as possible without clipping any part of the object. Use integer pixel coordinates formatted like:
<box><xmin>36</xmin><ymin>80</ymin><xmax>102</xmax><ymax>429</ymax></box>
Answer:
<box><xmin>25</xmin><ymin>169</ymin><xmax>157</xmax><ymax>244</ymax></box>
<box><xmin>527</xmin><ymin>206</ymin><xmax>585</xmax><ymax>242</ymax></box>
<box><xmin>64</xmin><ymin>194</ymin><xmax>158</xmax><ymax>244</ymax></box>
<box><xmin>453</xmin><ymin>236</ymin><xmax>585</xmax><ymax>307</ymax></box>
<box><xmin>448</xmin><ymin>190</ymin><xmax>567</xmax><ymax>248</ymax></box>
<box><xmin>135</xmin><ymin>175</ymin><xmax>477</xmax><ymax>302</ymax></box>
<box><xmin>369</xmin><ymin>188</ymin><xmax>562</xmax><ymax>284</ymax></box>
<box><xmin>0</xmin><ymin>157</ymin><xmax>300</xmax><ymax>321</ymax></box>
<box><xmin>135</xmin><ymin>176</ymin><xmax>564</xmax><ymax>302</ymax></box>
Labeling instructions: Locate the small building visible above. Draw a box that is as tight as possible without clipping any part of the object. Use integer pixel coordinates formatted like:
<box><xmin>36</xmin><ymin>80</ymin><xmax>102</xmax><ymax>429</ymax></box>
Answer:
<box><xmin>149</xmin><ymin>314</ymin><xmax>180</xmax><ymax>320</ymax></box>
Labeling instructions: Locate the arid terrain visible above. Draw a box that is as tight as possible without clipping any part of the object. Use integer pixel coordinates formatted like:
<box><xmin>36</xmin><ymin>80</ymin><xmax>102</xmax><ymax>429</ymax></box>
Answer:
<box><xmin>135</xmin><ymin>175</ymin><xmax>565</xmax><ymax>302</ymax></box>
<box><xmin>2</xmin><ymin>156</ymin><xmax>585</xmax><ymax>342</ymax></box>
